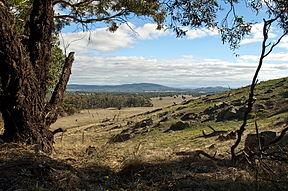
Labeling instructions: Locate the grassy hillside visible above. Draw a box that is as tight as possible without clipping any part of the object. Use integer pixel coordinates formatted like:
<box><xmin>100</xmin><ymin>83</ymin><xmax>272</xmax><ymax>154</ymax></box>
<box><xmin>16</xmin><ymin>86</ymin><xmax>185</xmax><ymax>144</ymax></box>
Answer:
<box><xmin>0</xmin><ymin>77</ymin><xmax>287</xmax><ymax>190</ymax></box>
<box><xmin>90</xmin><ymin>77</ymin><xmax>287</xmax><ymax>161</ymax></box>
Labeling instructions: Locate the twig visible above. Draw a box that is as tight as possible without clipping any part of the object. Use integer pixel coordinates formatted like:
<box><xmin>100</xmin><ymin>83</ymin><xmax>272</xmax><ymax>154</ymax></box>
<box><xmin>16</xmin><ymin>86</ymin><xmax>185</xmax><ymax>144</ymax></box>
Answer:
<box><xmin>194</xmin><ymin>150</ymin><xmax>222</xmax><ymax>162</ymax></box>
<box><xmin>255</xmin><ymin>121</ymin><xmax>262</xmax><ymax>158</ymax></box>
<box><xmin>208</xmin><ymin>125</ymin><xmax>216</xmax><ymax>132</ymax></box>
<box><xmin>201</xmin><ymin>126</ymin><xmax>228</xmax><ymax>138</ymax></box>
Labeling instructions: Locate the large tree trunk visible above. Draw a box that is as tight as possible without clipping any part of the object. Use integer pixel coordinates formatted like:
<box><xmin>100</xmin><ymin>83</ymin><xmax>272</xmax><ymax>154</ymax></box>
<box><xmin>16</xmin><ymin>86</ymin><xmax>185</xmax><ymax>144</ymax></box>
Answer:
<box><xmin>0</xmin><ymin>1</ymin><xmax>73</xmax><ymax>153</ymax></box>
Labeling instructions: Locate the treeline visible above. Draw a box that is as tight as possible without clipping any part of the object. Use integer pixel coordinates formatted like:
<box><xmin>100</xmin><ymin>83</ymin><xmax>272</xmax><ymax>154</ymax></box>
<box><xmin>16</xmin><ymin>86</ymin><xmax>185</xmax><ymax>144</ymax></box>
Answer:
<box><xmin>60</xmin><ymin>93</ymin><xmax>153</xmax><ymax>115</ymax></box>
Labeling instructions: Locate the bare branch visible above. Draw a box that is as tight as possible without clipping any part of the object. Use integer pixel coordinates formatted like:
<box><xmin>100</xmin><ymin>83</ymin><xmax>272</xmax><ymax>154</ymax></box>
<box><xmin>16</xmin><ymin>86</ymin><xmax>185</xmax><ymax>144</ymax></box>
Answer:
<box><xmin>255</xmin><ymin>120</ymin><xmax>263</xmax><ymax>159</ymax></box>
<box><xmin>200</xmin><ymin>126</ymin><xmax>228</xmax><ymax>138</ymax></box>
<box><xmin>208</xmin><ymin>125</ymin><xmax>216</xmax><ymax>132</ymax></box>
<box><xmin>54</xmin><ymin>10</ymin><xmax>126</xmax><ymax>23</ymax></box>
<box><xmin>45</xmin><ymin>52</ymin><xmax>75</xmax><ymax>126</ymax></box>
<box><xmin>60</xmin><ymin>32</ymin><xmax>87</xmax><ymax>55</ymax></box>
<box><xmin>264</xmin><ymin>31</ymin><xmax>288</xmax><ymax>57</ymax></box>
<box><xmin>53</xmin><ymin>0</ymin><xmax>94</xmax><ymax>7</ymax></box>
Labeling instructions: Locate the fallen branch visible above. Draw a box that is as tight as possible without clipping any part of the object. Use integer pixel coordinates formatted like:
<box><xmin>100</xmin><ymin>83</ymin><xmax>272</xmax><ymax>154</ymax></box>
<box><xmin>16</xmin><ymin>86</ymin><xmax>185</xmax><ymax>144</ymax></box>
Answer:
<box><xmin>200</xmin><ymin>125</ymin><xmax>228</xmax><ymax>138</ymax></box>
<box><xmin>175</xmin><ymin>150</ymin><xmax>222</xmax><ymax>162</ymax></box>
<box><xmin>52</xmin><ymin>128</ymin><xmax>66</xmax><ymax>135</ymax></box>
<box><xmin>195</xmin><ymin>150</ymin><xmax>223</xmax><ymax>162</ymax></box>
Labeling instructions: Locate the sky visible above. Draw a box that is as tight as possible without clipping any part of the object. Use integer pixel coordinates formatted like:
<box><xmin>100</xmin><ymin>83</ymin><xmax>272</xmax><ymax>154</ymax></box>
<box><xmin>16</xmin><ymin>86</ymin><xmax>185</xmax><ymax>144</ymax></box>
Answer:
<box><xmin>57</xmin><ymin>3</ymin><xmax>288</xmax><ymax>89</ymax></box>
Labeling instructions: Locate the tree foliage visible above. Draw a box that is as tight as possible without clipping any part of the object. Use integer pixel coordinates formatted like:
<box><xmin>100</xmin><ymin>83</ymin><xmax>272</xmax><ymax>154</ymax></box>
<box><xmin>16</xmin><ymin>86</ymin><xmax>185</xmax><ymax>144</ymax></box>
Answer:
<box><xmin>165</xmin><ymin>0</ymin><xmax>287</xmax><ymax>49</ymax></box>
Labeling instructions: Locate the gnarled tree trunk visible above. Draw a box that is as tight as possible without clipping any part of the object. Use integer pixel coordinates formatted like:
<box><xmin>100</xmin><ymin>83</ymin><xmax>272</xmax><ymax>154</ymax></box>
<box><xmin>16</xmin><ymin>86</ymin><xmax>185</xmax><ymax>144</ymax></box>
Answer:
<box><xmin>0</xmin><ymin>0</ymin><xmax>74</xmax><ymax>153</ymax></box>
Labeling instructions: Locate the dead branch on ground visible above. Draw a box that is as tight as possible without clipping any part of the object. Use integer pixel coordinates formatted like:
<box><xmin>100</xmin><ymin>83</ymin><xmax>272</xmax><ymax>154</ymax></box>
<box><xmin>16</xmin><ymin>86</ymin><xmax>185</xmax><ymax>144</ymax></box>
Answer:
<box><xmin>200</xmin><ymin>125</ymin><xmax>228</xmax><ymax>138</ymax></box>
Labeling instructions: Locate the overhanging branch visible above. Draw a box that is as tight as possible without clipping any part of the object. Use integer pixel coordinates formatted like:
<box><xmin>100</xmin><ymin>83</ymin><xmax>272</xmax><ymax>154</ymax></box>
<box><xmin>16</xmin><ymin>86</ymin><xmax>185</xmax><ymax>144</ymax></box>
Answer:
<box><xmin>54</xmin><ymin>10</ymin><xmax>126</xmax><ymax>23</ymax></box>
<box><xmin>53</xmin><ymin>0</ymin><xmax>94</xmax><ymax>7</ymax></box>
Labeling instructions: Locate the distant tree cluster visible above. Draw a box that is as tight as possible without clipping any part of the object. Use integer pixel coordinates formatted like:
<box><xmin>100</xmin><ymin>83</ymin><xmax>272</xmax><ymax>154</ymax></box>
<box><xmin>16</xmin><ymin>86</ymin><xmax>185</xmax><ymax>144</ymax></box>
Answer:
<box><xmin>60</xmin><ymin>93</ymin><xmax>153</xmax><ymax>115</ymax></box>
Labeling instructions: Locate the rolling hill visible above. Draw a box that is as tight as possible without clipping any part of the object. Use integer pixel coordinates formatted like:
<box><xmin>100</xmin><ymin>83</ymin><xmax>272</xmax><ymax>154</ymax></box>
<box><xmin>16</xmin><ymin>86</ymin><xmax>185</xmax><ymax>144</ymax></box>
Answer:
<box><xmin>67</xmin><ymin>83</ymin><xmax>230</xmax><ymax>94</ymax></box>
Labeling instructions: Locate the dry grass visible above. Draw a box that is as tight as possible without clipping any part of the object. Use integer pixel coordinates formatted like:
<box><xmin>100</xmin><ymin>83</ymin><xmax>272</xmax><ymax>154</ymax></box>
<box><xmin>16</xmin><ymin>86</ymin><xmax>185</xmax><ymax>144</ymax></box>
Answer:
<box><xmin>51</xmin><ymin>95</ymin><xmax>194</xmax><ymax>130</ymax></box>
<box><xmin>51</xmin><ymin>107</ymin><xmax>154</xmax><ymax>130</ymax></box>
<box><xmin>1</xmin><ymin>78</ymin><xmax>288</xmax><ymax>190</ymax></box>
<box><xmin>52</xmin><ymin>111</ymin><xmax>285</xmax><ymax>174</ymax></box>
<box><xmin>49</xmin><ymin>80</ymin><xmax>288</xmax><ymax>189</ymax></box>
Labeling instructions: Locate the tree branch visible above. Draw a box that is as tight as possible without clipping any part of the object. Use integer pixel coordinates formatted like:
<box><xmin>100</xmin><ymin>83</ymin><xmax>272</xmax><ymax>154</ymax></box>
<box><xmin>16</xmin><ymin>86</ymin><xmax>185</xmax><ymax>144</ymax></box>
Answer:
<box><xmin>45</xmin><ymin>52</ymin><xmax>74</xmax><ymax>126</ymax></box>
<box><xmin>264</xmin><ymin>31</ymin><xmax>288</xmax><ymax>57</ymax></box>
<box><xmin>230</xmin><ymin>18</ymin><xmax>283</xmax><ymax>162</ymax></box>
<box><xmin>53</xmin><ymin>0</ymin><xmax>94</xmax><ymax>7</ymax></box>
<box><xmin>200</xmin><ymin>126</ymin><xmax>228</xmax><ymax>138</ymax></box>
<box><xmin>54</xmin><ymin>10</ymin><xmax>126</xmax><ymax>23</ymax></box>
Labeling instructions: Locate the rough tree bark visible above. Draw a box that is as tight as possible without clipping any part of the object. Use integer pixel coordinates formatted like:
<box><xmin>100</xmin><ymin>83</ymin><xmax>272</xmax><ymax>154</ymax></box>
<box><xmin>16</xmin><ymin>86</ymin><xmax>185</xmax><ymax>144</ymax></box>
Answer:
<box><xmin>0</xmin><ymin>0</ymin><xmax>74</xmax><ymax>153</ymax></box>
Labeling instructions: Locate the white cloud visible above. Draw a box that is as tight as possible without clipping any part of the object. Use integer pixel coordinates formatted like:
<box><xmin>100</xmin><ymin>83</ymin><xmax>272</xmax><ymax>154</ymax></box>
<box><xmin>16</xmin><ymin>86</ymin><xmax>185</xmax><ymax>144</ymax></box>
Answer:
<box><xmin>136</xmin><ymin>23</ymin><xmax>169</xmax><ymax>40</ymax></box>
<box><xmin>241</xmin><ymin>23</ymin><xmax>277</xmax><ymax>45</ymax></box>
<box><xmin>60</xmin><ymin>24</ymin><xmax>220</xmax><ymax>54</ymax></box>
<box><xmin>60</xmin><ymin>23</ymin><xmax>169</xmax><ymax>53</ymax></box>
<box><xmin>240</xmin><ymin>52</ymin><xmax>288</xmax><ymax>62</ymax></box>
<box><xmin>60</xmin><ymin>24</ymin><xmax>135</xmax><ymax>53</ymax></box>
<box><xmin>279</xmin><ymin>36</ymin><xmax>288</xmax><ymax>49</ymax></box>
<box><xmin>59</xmin><ymin>22</ymin><xmax>287</xmax><ymax>88</ymax></box>
<box><xmin>69</xmin><ymin>54</ymin><xmax>288</xmax><ymax>88</ymax></box>
<box><xmin>186</xmin><ymin>28</ymin><xmax>218</xmax><ymax>40</ymax></box>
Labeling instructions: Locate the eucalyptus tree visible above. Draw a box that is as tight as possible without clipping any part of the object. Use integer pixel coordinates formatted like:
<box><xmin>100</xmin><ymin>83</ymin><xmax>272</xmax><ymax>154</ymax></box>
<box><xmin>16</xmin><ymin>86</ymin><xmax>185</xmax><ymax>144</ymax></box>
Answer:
<box><xmin>0</xmin><ymin>0</ymin><xmax>165</xmax><ymax>152</ymax></box>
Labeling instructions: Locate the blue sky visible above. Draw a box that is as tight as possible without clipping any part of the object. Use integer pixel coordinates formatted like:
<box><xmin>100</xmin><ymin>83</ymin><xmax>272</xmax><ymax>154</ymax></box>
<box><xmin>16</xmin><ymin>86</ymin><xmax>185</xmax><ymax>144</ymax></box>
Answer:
<box><xmin>57</xmin><ymin>4</ymin><xmax>288</xmax><ymax>89</ymax></box>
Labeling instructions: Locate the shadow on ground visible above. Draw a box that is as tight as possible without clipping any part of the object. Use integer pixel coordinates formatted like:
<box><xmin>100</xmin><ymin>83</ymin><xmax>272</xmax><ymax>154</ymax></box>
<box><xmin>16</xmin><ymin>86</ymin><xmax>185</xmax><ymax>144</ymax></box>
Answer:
<box><xmin>0</xmin><ymin>143</ymin><xmax>287</xmax><ymax>191</ymax></box>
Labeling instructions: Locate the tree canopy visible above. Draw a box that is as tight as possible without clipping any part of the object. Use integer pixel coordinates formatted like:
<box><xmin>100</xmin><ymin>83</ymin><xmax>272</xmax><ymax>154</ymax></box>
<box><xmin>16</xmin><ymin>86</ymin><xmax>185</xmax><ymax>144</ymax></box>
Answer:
<box><xmin>5</xmin><ymin>0</ymin><xmax>288</xmax><ymax>50</ymax></box>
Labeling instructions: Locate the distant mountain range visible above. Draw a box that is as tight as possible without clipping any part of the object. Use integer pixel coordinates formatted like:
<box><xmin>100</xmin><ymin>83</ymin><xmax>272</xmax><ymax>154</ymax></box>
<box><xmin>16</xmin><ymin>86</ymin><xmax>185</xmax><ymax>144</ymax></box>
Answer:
<box><xmin>67</xmin><ymin>83</ymin><xmax>230</xmax><ymax>94</ymax></box>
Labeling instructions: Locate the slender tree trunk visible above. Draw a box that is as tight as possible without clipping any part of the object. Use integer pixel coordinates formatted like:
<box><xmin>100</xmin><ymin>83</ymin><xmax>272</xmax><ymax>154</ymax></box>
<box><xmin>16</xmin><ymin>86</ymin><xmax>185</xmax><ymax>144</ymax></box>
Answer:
<box><xmin>230</xmin><ymin>18</ymin><xmax>286</xmax><ymax>162</ymax></box>
<box><xmin>0</xmin><ymin>1</ymin><xmax>73</xmax><ymax>153</ymax></box>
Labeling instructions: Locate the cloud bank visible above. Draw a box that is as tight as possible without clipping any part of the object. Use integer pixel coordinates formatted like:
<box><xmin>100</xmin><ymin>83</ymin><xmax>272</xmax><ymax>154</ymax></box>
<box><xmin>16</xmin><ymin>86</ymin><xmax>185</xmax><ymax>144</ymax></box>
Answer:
<box><xmin>60</xmin><ymin>23</ymin><xmax>219</xmax><ymax>53</ymax></box>
<box><xmin>60</xmin><ymin>23</ymin><xmax>287</xmax><ymax>88</ymax></box>
<box><xmin>69</xmin><ymin>54</ymin><xmax>288</xmax><ymax>88</ymax></box>
<box><xmin>60</xmin><ymin>23</ymin><xmax>169</xmax><ymax>53</ymax></box>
